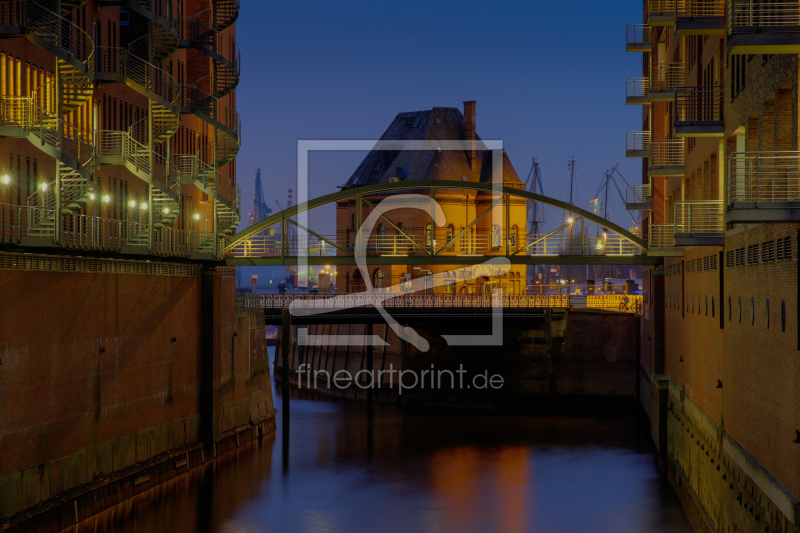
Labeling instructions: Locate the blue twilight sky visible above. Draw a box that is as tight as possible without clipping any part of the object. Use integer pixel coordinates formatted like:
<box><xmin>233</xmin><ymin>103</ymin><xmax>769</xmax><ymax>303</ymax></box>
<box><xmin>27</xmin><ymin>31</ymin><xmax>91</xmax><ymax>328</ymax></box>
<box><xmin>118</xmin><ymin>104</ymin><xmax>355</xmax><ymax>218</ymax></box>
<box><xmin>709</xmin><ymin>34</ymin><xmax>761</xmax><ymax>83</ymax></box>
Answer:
<box><xmin>234</xmin><ymin>0</ymin><xmax>645</xmax><ymax>234</ymax></box>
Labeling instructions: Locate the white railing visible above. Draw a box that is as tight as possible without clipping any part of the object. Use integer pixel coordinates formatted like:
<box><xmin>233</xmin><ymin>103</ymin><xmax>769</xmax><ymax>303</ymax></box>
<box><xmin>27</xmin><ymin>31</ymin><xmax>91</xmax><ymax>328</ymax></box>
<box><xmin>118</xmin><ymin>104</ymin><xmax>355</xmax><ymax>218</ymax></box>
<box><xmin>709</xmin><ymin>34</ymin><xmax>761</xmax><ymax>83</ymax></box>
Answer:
<box><xmin>626</xmin><ymin>24</ymin><xmax>652</xmax><ymax>47</ymax></box>
<box><xmin>650</xmin><ymin>63</ymin><xmax>685</xmax><ymax>92</ymax></box>
<box><xmin>626</xmin><ymin>184</ymin><xmax>652</xmax><ymax>206</ymax></box>
<box><xmin>680</xmin><ymin>0</ymin><xmax>724</xmax><ymax>17</ymax></box>
<box><xmin>627</xmin><ymin>78</ymin><xmax>650</xmax><ymax>100</ymax></box>
<box><xmin>650</xmin><ymin>0</ymin><xmax>686</xmax><ymax>13</ymax></box>
<box><xmin>240</xmin><ymin>293</ymin><xmax>643</xmax><ymax>312</ymax></box>
<box><xmin>649</xmin><ymin>223</ymin><xmax>677</xmax><ymax>248</ymax></box>
<box><xmin>627</xmin><ymin>131</ymin><xmax>651</xmax><ymax>153</ymax></box>
<box><xmin>674</xmin><ymin>200</ymin><xmax>724</xmax><ymax>234</ymax></box>
<box><xmin>650</xmin><ymin>139</ymin><xmax>685</xmax><ymax>167</ymax></box>
<box><xmin>227</xmin><ymin>228</ymin><xmax>645</xmax><ymax>258</ymax></box>
<box><xmin>727</xmin><ymin>152</ymin><xmax>800</xmax><ymax>204</ymax></box>
<box><xmin>729</xmin><ymin>0</ymin><xmax>800</xmax><ymax>29</ymax></box>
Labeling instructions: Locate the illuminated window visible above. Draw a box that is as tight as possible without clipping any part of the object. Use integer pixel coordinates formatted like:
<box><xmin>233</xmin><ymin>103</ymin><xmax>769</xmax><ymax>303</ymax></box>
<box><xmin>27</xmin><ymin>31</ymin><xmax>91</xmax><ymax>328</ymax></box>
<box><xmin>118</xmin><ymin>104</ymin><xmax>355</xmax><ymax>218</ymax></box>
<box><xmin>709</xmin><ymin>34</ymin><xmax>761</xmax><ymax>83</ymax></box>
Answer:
<box><xmin>374</xmin><ymin>269</ymin><xmax>384</xmax><ymax>290</ymax></box>
<box><xmin>491</xmin><ymin>225</ymin><xmax>500</xmax><ymax>247</ymax></box>
<box><xmin>510</xmin><ymin>225</ymin><xmax>518</xmax><ymax>247</ymax></box>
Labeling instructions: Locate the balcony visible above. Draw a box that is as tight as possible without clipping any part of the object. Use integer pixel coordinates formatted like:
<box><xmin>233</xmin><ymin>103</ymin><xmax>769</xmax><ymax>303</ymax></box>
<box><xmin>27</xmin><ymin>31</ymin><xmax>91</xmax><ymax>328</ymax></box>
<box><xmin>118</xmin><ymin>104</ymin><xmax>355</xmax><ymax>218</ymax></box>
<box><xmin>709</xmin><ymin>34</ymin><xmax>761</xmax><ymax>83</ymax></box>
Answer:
<box><xmin>648</xmin><ymin>223</ymin><xmax>684</xmax><ymax>256</ymax></box>
<box><xmin>726</xmin><ymin>152</ymin><xmax>800</xmax><ymax>222</ymax></box>
<box><xmin>648</xmin><ymin>0</ymin><xmax>681</xmax><ymax>25</ymax></box>
<box><xmin>674</xmin><ymin>86</ymin><xmax>724</xmax><ymax>137</ymax></box>
<box><xmin>675</xmin><ymin>0</ymin><xmax>725</xmax><ymax>34</ymax></box>
<box><xmin>627</xmin><ymin>25</ymin><xmax>652</xmax><ymax>51</ymax></box>
<box><xmin>627</xmin><ymin>131</ymin><xmax>651</xmax><ymax>157</ymax></box>
<box><xmin>728</xmin><ymin>0</ymin><xmax>800</xmax><ymax>54</ymax></box>
<box><xmin>674</xmin><ymin>200</ymin><xmax>724</xmax><ymax>245</ymax></box>
<box><xmin>650</xmin><ymin>63</ymin><xmax>685</xmax><ymax>101</ymax></box>
<box><xmin>626</xmin><ymin>184</ymin><xmax>652</xmax><ymax>210</ymax></box>
<box><xmin>626</xmin><ymin>78</ymin><xmax>650</xmax><ymax>105</ymax></box>
<box><xmin>649</xmin><ymin>139</ymin><xmax>685</xmax><ymax>176</ymax></box>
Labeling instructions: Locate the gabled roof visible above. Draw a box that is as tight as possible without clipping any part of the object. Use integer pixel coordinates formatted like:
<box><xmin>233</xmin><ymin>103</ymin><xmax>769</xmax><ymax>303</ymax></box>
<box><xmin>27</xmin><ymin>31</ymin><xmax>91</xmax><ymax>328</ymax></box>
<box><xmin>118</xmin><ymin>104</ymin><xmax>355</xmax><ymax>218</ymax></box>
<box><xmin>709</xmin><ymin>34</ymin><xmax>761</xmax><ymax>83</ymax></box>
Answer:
<box><xmin>343</xmin><ymin>106</ymin><xmax>521</xmax><ymax>189</ymax></box>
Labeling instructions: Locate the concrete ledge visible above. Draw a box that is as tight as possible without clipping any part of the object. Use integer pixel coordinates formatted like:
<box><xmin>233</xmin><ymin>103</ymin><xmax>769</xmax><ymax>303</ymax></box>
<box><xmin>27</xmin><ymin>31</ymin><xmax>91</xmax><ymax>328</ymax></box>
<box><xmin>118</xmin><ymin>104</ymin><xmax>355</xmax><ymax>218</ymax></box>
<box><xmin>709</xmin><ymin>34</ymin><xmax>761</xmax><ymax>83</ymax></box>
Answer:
<box><xmin>723</xmin><ymin>434</ymin><xmax>800</xmax><ymax>526</ymax></box>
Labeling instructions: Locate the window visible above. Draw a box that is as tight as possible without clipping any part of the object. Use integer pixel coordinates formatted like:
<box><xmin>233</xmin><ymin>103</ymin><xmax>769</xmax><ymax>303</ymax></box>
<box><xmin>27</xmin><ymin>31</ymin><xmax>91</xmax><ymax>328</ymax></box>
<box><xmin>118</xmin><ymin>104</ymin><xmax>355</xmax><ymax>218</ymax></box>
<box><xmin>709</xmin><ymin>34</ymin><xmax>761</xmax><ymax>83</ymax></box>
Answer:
<box><xmin>398</xmin><ymin>223</ymin><xmax>405</xmax><ymax>246</ymax></box>
<box><xmin>491</xmin><ymin>225</ymin><xmax>500</xmax><ymax>248</ymax></box>
<box><xmin>712</xmin><ymin>296</ymin><xmax>715</xmax><ymax>318</ymax></box>
<box><xmin>751</xmin><ymin>298</ymin><xmax>755</xmax><ymax>326</ymax></box>
<box><xmin>762</xmin><ymin>240</ymin><xmax>775</xmax><ymax>263</ymax></box>
<box><xmin>766</xmin><ymin>298</ymin><xmax>770</xmax><ymax>329</ymax></box>
<box><xmin>374</xmin><ymin>269</ymin><xmax>385</xmax><ymax>290</ymax></box>
<box><xmin>705</xmin><ymin>295</ymin><xmax>708</xmax><ymax>316</ymax></box>
<box><xmin>782</xmin><ymin>300</ymin><xmax>786</xmax><ymax>332</ymax></box>
<box><xmin>378</xmin><ymin>223</ymin><xmax>385</xmax><ymax>250</ymax></box>
<box><xmin>510</xmin><ymin>225</ymin><xmax>518</xmax><ymax>247</ymax></box>
<box><xmin>739</xmin><ymin>297</ymin><xmax>742</xmax><ymax>323</ymax></box>
<box><xmin>728</xmin><ymin>297</ymin><xmax>731</xmax><ymax>321</ymax></box>
<box><xmin>446</xmin><ymin>224</ymin><xmax>453</xmax><ymax>245</ymax></box>
<box><xmin>747</xmin><ymin>244</ymin><xmax>759</xmax><ymax>265</ymax></box>
<box><xmin>426</xmin><ymin>224</ymin><xmax>432</xmax><ymax>247</ymax></box>
<box><xmin>351</xmin><ymin>213</ymin><xmax>356</xmax><ymax>228</ymax></box>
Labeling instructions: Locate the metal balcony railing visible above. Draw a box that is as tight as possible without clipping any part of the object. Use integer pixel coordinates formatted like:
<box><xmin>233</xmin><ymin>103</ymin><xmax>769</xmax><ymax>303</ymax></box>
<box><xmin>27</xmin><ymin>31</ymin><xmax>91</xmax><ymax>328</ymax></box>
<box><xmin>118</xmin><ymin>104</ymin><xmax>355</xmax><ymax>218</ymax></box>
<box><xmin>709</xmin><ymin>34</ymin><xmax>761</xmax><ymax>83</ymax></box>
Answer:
<box><xmin>650</xmin><ymin>0</ymin><xmax>686</xmax><ymax>12</ymax></box>
<box><xmin>626</xmin><ymin>131</ymin><xmax>651</xmax><ymax>156</ymax></box>
<box><xmin>727</xmin><ymin>152</ymin><xmax>800</xmax><ymax>205</ymax></box>
<box><xmin>650</xmin><ymin>63</ymin><xmax>686</xmax><ymax>93</ymax></box>
<box><xmin>674</xmin><ymin>201</ymin><xmax>724</xmax><ymax>234</ymax></box>
<box><xmin>626</xmin><ymin>24</ymin><xmax>652</xmax><ymax>50</ymax></box>
<box><xmin>729</xmin><ymin>0</ymin><xmax>800</xmax><ymax>30</ymax></box>
<box><xmin>680</xmin><ymin>0</ymin><xmax>725</xmax><ymax>17</ymax></box>
<box><xmin>649</xmin><ymin>223</ymin><xmax>677</xmax><ymax>248</ymax></box>
<box><xmin>626</xmin><ymin>78</ymin><xmax>650</xmax><ymax>103</ymax></box>
<box><xmin>649</xmin><ymin>140</ymin><xmax>685</xmax><ymax>167</ymax></box>
<box><xmin>675</xmin><ymin>86</ymin><xmax>724</xmax><ymax>129</ymax></box>
<box><xmin>626</xmin><ymin>185</ymin><xmax>652</xmax><ymax>207</ymax></box>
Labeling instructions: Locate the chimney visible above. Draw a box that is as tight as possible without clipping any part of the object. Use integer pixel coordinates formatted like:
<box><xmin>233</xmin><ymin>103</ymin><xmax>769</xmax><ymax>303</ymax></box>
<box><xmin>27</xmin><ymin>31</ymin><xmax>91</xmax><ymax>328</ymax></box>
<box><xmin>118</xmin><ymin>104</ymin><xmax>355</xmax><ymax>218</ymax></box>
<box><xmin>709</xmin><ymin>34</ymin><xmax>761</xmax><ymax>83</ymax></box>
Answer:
<box><xmin>463</xmin><ymin>100</ymin><xmax>476</xmax><ymax>170</ymax></box>
<box><xmin>287</xmin><ymin>189</ymin><xmax>293</xmax><ymax>208</ymax></box>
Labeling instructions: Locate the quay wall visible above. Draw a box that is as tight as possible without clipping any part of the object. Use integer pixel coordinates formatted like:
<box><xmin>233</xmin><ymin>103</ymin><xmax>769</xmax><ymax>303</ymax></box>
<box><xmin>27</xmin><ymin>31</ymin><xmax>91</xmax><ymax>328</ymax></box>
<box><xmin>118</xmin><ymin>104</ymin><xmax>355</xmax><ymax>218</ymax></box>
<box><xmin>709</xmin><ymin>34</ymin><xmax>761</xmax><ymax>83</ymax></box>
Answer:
<box><xmin>0</xmin><ymin>254</ymin><xmax>275</xmax><ymax>531</ymax></box>
<box><xmin>275</xmin><ymin>309</ymin><xmax>640</xmax><ymax>413</ymax></box>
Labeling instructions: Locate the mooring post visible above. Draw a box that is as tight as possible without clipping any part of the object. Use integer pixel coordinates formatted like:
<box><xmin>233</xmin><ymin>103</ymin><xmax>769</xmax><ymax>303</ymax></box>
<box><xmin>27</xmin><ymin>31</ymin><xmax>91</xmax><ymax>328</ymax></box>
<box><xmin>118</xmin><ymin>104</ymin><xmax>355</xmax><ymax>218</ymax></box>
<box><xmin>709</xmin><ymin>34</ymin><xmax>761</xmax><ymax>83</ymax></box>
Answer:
<box><xmin>281</xmin><ymin>308</ymin><xmax>291</xmax><ymax>404</ymax></box>
<box><xmin>281</xmin><ymin>307</ymin><xmax>291</xmax><ymax>474</ymax></box>
<box><xmin>366</xmin><ymin>322</ymin><xmax>374</xmax><ymax>405</ymax></box>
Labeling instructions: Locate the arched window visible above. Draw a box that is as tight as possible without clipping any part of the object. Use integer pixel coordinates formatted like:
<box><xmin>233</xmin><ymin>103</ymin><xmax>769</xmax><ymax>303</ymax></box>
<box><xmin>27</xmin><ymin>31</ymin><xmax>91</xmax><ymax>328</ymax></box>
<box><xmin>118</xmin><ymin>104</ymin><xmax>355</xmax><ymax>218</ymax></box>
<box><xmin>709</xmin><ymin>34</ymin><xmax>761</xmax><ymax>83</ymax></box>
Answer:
<box><xmin>766</xmin><ymin>298</ymin><xmax>770</xmax><ymax>329</ymax></box>
<box><xmin>446</xmin><ymin>224</ymin><xmax>453</xmax><ymax>243</ymax></box>
<box><xmin>378</xmin><ymin>223</ymin><xmax>386</xmax><ymax>251</ymax></box>
<box><xmin>782</xmin><ymin>300</ymin><xmax>786</xmax><ymax>332</ymax></box>
<box><xmin>510</xmin><ymin>225</ymin><xmax>518</xmax><ymax>247</ymax></box>
<box><xmin>426</xmin><ymin>224</ymin><xmax>432</xmax><ymax>247</ymax></box>
<box><xmin>738</xmin><ymin>297</ymin><xmax>742</xmax><ymax>323</ymax></box>
<box><xmin>491</xmin><ymin>225</ymin><xmax>500</xmax><ymax>248</ymax></box>
<box><xmin>374</xmin><ymin>269</ymin><xmax>385</xmax><ymax>290</ymax></box>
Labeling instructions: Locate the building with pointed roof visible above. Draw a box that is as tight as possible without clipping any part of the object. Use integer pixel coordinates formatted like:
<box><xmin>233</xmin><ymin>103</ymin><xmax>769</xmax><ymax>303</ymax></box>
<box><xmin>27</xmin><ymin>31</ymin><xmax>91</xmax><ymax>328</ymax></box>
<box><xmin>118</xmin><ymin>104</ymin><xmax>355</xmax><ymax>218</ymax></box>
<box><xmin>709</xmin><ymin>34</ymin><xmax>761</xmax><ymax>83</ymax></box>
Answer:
<box><xmin>336</xmin><ymin>102</ymin><xmax>528</xmax><ymax>295</ymax></box>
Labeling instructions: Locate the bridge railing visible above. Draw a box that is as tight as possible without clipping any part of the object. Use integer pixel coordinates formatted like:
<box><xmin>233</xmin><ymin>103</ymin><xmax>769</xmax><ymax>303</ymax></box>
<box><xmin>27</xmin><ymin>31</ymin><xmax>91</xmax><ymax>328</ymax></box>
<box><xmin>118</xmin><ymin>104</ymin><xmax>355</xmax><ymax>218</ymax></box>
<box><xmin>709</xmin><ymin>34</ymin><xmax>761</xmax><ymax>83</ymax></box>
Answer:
<box><xmin>237</xmin><ymin>293</ymin><xmax>643</xmax><ymax>312</ymax></box>
<box><xmin>227</xmin><ymin>229</ymin><xmax>645</xmax><ymax>258</ymax></box>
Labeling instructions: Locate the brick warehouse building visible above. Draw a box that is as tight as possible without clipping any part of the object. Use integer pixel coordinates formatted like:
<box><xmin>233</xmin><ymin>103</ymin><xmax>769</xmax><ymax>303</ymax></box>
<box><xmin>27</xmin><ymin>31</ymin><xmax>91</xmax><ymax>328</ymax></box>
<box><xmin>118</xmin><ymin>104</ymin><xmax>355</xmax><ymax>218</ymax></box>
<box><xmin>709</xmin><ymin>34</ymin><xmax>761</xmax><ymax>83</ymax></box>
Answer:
<box><xmin>335</xmin><ymin>102</ymin><xmax>529</xmax><ymax>296</ymax></box>
<box><xmin>631</xmin><ymin>1</ymin><xmax>800</xmax><ymax>531</ymax></box>
<box><xmin>0</xmin><ymin>1</ymin><xmax>275</xmax><ymax>529</ymax></box>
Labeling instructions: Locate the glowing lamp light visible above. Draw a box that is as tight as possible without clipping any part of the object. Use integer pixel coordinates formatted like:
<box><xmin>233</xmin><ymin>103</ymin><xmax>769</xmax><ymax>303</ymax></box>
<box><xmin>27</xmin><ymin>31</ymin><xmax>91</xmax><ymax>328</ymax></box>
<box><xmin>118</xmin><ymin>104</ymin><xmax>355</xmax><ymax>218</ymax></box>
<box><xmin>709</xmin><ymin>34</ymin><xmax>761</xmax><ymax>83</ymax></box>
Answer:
<box><xmin>596</xmin><ymin>242</ymin><xmax>603</xmax><ymax>250</ymax></box>
<box><xmin>130</xmin><ymin>200</ymin><xmax>136</xmax><ymax>208</ymax></box>
<box><xmin>89</xmin><ymin>193</ymin><xmax>96</xmax><ymax>200</ymax></box>
<box><xmin>164</xmin><ymin>207</ymin><xmax>170</xmax><ymax>214</ymax></box>
<box><xmin>1</xmin><ymin>175</ymin><xmax>9</xmax><ymax>184</ymax></box>
<box><xmin>194</xmin><ymin>213</ymin><xmax>200</xmax><ymax>220</ymax></box>
<box><xmin>103</xmin><ymin>195</ymin><xmax>110</xmax><ymax>203</ymax></box>
<box><xmin>41</xmin><ymin>183</ymin><xmax>48</xmax><ymax>191</ymax></box>
<box><xmin>567</xmin><ymin>217</ymin><xmax>574</xmax><ymax>224</ymax></box>
<box><xmin>141</xmin><ymin>202</ymin><xmax>147</xmax><ymax>210</ymax></box>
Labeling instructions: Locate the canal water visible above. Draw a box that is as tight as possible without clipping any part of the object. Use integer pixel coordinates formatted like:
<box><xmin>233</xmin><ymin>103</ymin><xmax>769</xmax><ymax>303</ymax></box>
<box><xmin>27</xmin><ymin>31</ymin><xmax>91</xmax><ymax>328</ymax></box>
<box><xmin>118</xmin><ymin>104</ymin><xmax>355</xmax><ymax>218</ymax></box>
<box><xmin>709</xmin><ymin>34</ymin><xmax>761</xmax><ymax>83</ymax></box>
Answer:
<box><xmin>87</xmin><ymin>347</ymin><xmax>693</xmax><ymax>533</ymax></box>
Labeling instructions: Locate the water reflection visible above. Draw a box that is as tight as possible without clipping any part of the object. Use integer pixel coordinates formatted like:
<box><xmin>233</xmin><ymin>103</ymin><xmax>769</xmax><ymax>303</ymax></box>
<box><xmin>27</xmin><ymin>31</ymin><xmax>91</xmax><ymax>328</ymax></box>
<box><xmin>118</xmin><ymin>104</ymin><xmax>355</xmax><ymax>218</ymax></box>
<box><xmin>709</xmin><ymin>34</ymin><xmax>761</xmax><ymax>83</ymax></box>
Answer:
<box><xmin>82</xmin><ymin>348</ymin><xmax>692</xmax><ymax>533</ymax></box>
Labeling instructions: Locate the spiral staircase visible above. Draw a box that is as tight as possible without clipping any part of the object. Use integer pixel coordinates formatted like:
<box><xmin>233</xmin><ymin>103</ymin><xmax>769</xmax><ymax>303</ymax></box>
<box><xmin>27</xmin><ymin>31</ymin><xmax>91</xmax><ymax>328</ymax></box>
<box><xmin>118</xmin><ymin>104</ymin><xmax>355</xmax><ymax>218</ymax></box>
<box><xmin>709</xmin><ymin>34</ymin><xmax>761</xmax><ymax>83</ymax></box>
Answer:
<box><xmin>0</xmin><ymin>0</ymin><xmax>96</xmax><ymax>244</ymax></box>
